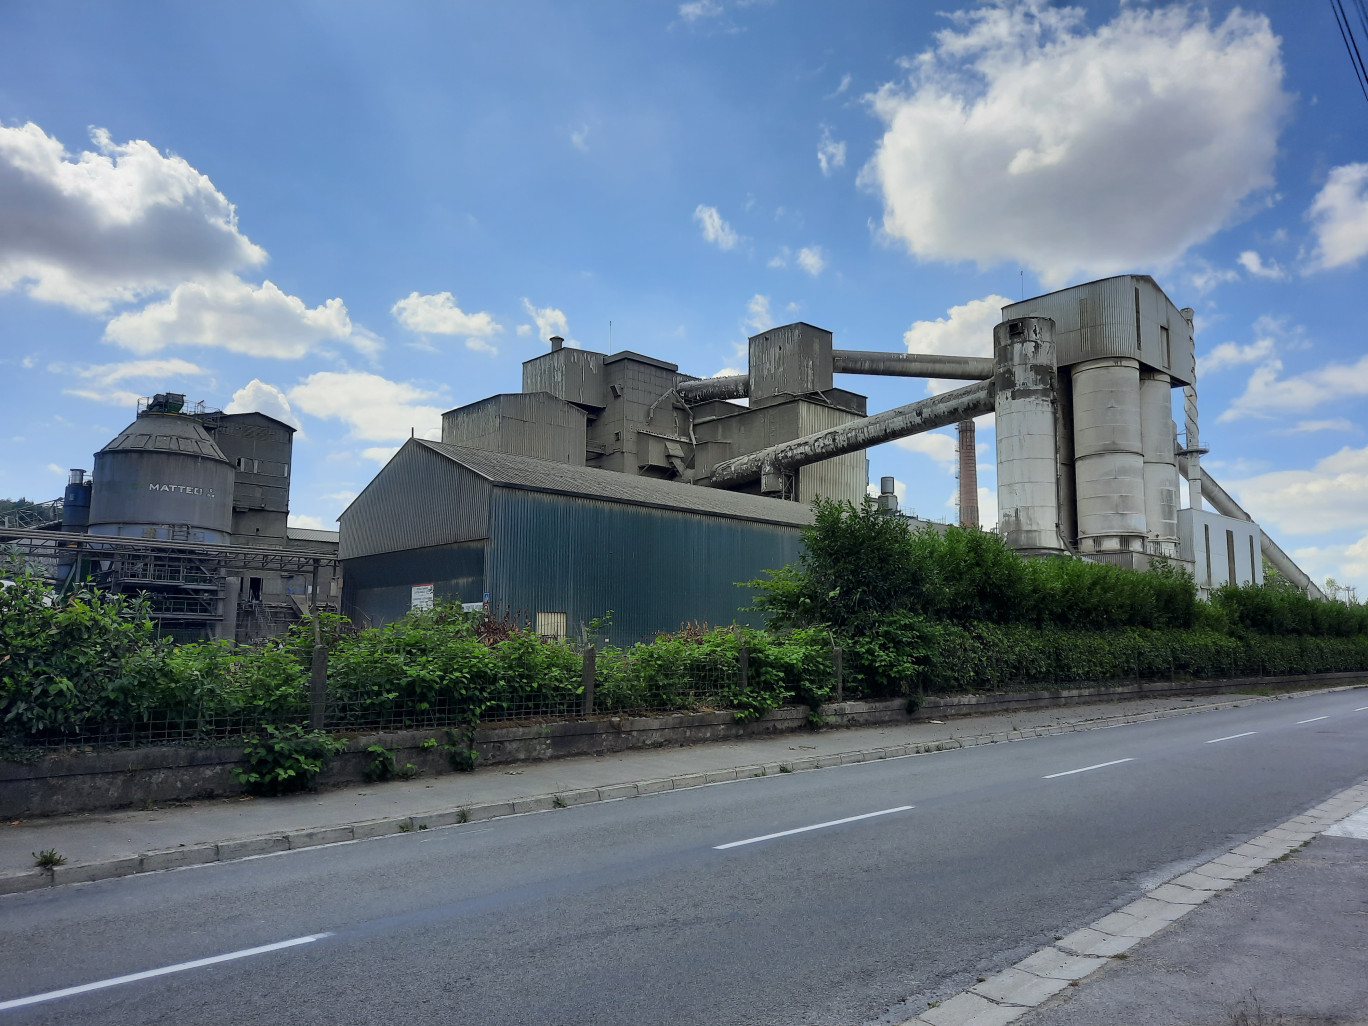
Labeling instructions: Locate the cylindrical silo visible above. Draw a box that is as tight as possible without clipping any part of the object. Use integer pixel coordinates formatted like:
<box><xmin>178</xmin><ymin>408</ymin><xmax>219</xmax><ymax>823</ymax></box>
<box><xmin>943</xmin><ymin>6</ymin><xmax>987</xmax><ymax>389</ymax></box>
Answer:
<box><xmin>1139</xmin><ymin>370</ymin><xmax>1180</xmax><ymax>557</ymax></box>
<box><xmin>88</xmin><ymin>412</ymin><xmax>235</xmax><ymax>544</ymax></box>
<box><xmin>1072</xmin><ymin>357</ymin><xmax>1146</xmax><ymax>554</ymax></box>
<box><xmin>994</xmin><ymin>316</ymin><xmax>1064</xmax><ymax>554</ymax></box>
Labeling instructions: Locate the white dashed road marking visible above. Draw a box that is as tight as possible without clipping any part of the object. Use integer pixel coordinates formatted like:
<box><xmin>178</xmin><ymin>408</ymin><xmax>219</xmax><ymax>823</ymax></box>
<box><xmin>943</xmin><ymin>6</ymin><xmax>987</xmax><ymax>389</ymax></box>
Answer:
<box><xmin>714</xmin><ymin>806</ymin><xmax>914</xmax><ymax>850</ymax></box>
<box><xmin>1296</xmin><ymin>716</ymin><xmax>1329</xmax><ymax>724</ymax></box>
<box><xmin>1042</xmin><ymin>758</ymin><xmax>1134</xmax><ymax>780</ymax></box>
<box><xmin>1206</xmin><ymin>731</ymin><xmax>1257</xmax><ymax>744</ymax></box>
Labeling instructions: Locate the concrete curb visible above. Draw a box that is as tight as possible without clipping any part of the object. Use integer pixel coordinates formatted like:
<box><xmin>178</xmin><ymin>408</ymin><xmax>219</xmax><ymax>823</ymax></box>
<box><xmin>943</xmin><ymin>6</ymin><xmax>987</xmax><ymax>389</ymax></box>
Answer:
<box><xmin>897</xmin><ymin>781</ymin><xmax>1368</xmax><ymax>1024</ymax></box>
<box><xmin>1</xmin><ymin>683</ymin><xmax>1361</xmax><ymax>898</ymax></box>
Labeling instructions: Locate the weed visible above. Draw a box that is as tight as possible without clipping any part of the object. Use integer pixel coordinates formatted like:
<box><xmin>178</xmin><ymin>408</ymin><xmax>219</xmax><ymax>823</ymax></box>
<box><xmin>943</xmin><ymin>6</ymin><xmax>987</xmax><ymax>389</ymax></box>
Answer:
<box><xmin>396</xmin><ymin>762</ymin><xmax>421</xmax><ymax>780</ymax></box>
<box><xmin>552</xmin><ymin>796</ymin><xmax>567</xmax><ymax>809</ymax></box>
<box><xmin>456</xmin><ymin>808</ymin><xmax>469</xmax><ymax>824</ymax></box>
<box><xmin>363</xmin><ymin>744</ymin><xmax>397</xmax><ymax>783</ymax></box>
<box><xmin>32</xmin><ymin>848</ymin><xmax>65</xmax><ymax>870</ymax></box>
<box><xmin>417</xmin><ymin>823</ymin><xmax>428</xmax><ymax>830</ymax></box>
<box><xmin>927</xmin><ymin>1000</ymin><xmax>940</xmax><ymax>1009</ymax></box>
<box><xmin>421</xmin><ymin>737</ymin><xmax>438</xmax><ymax>750</ymax></box>
<box><xmin>397</xmin><ymin>822</ymin><xmax>414</xmax><ymax>833</ymax></box>
<box><xmin>779</xmin><ymin>764</ymin><xmax>792</xmax><ymax>773</ymax></box>
<box><xmin>976</xmin><ymin>977</ymin><xmax>986</xmax><ymax>984</ymax></box>
<box><xmin>1112</xmin><ymin>953</ymin><xmax>1130</xmax><ymax>960</ymax></box>
<box><xmin>233</xmin><ymin>725</ymin><xmax>343</xmax><ymax>796</ymax></box>
<box><xmin>444</xmin><ymin>727</ymin><xmax>479</xmax><ymax>772</ymax></box>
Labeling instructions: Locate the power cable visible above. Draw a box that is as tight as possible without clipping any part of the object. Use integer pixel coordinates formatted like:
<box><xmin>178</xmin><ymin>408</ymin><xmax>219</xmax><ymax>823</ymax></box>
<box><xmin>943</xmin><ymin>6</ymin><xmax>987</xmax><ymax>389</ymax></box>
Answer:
<box><xmin>1331</xmin><ymin>0</ymin><xmax>1368</xmax><ymax>104</ymax></box>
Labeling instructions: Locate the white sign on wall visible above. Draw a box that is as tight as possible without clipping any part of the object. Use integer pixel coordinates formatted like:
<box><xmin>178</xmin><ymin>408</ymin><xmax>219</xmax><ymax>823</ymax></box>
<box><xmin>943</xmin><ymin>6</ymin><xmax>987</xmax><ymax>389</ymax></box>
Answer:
<box><xmin>411</xmin><ymin>583</ymin><xmax>434</xmax><ymax>610</ymax></box>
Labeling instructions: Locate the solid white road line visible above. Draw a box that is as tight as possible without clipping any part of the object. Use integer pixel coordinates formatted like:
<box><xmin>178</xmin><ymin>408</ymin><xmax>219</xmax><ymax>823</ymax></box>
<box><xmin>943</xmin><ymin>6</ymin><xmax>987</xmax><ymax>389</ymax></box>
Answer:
<box><xmin>713</xmin><ymin>806</ymin><xmax>914</xmax><ymax>850</ymax></box>
<box><xmin>0</xmin><ymin>934</ymin><xmax>331</xmax><ymax>1012</ymax></box>
<box><xmin>1296</xmin><ymin>716</ymin><xmax>1329</xmax><ymax>724</ymax></box>
<box><xmin>1355</xmin><ymin>706</ymin><xmax>1368</xmax><ymax>712</ymax></box>
<box><xmin>1206</xmin><ymin>731</ymin><xmax>1258</xmax><ymax>744</ymax></box>
<box><xmin>1042</xmin><ymin>758</ymin><xmax>1135</xmax><ymax>780</ymax></box>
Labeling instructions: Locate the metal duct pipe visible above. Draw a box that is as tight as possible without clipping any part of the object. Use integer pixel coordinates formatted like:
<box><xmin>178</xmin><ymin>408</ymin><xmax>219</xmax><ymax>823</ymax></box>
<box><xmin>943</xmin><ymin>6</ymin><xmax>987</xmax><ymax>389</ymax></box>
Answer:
<box><xmin>676</xmin><ymin>374</ymin><xmax>750</xmax><ymax>403</ymax></box>
<box><xmin>994</xmin><ymin>316</ymin><xmax>1065</xmax><ymax>554</ymax></box>
<box><xmin>1181</xmin><ymin>466</ymin><xmax>1326</xmax><ymax>600</ymax></box>
<box><xmin>956</xmin><ymin>419</ymin><xmax>979</xmax><ymax>528</ymax></box>
<box><xmin>832</xmin><ymin>351</ymin><xmax>994</xmax><ymax>380</ymax></box>
<box><xmin>708</xmin><ymin>379</ymin><xmax>995</xmax><ymax>490</ymax></box>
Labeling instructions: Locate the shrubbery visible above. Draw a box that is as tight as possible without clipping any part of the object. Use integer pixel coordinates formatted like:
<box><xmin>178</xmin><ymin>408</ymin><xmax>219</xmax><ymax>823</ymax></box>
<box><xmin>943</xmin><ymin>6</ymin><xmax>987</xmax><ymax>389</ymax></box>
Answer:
<box><xmin>2</xmin><ymin>497</ymin><xmax>1365</xmax><ymax>753</ymax></box>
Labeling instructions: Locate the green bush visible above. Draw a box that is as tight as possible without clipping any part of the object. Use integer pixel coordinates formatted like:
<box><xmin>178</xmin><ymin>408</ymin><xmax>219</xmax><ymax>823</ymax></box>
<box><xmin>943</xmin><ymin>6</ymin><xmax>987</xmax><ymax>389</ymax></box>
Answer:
<box><xmin>233</xmin><ymin>724</ymin><xmax>343</xmax><ymax>795</ymax></box>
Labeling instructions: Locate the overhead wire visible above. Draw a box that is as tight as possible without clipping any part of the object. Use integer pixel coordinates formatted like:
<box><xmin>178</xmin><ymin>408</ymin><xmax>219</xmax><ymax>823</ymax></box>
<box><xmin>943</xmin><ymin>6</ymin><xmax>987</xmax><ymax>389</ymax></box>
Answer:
<box><xmin>1331</xmin><ymin>0</ymin><xmax>1368</xmax><ymax>103</ymax></box>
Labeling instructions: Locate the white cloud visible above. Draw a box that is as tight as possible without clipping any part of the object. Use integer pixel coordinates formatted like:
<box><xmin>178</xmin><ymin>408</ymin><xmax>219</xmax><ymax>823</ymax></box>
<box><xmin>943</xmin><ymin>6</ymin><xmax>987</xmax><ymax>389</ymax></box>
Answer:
<box><xmin>54</xmin><ymin>357</ymin><xmax>209</xmax><ymax>408</ymax></box>
<box><xmin>796</xmin><ymin>245</ymin><xmax>825</xmax><ymax>276</ymax></box>
<box><xmin>515</xmin><ymin>323</ymin><xmax>532</xmax><ymax>337</ymax></box>
<box><xmin>1291</xmin><ymin>532</ymin><xmax>1368</xmax><ymax>597</ymax></box>
<box><xmin>743</xmin><ymin>293</ymin><xmax>772</xmax><ymax>334</ymax></box>
<box><xmin>767</xmin><ymin>247</ymin><xmax>790</xmax><ymax>269</ymax></box>
<box><xmin>287</xmin><ymin>513</ymin><xmax>331</xmax><ymax>530</ymax></box>
<box><xmin>1198</xmin><ymin>336</ymin><xmax>1275</xmax><ymax>375</ymax></box>
<box><xmin>833</xmin><ymin>73</ymin><xmax>852</xmax><ymax>96</ymax></box>
<box><xmin>1186</xmin><ymin>259</ymin><xmax>1241</xmax><ymax>295</ymax></box>
<box><xmin>862</xmin><ymin>4</ymin><xmax>1288</xmax><ymax>285</ymax></box>
<box><xmin>47</xmin><ymin>463</ymin><xmax>63</xmax><ymax>475</ymax></box>
<box><xmin>678</xmin><ymin>0</ymin><xmax>722</xmax><ymax>21</ymax></box>
<box><xmin>0</xmin><ymin>123</ymin><xmax>265</xmax><ymax>313</ymax></box>
<box><xmin>104</xmin><ymin>276</ymin><xmax>377</xmax><ymax>358</ymax></box>
<box><xmin>1286</xmin><ymin>418</ymin><xmax>1356</xmax><ymax>434</ymax></box>
<box><xmin>903</xmin><ymin>293</ymin><xmax>1009</xmax><ymax>358</ymax></box>
<box><xmin>521</xmin><ymin>298</ymin><xmax>570</xmax><ymax>342</ymax></box>
<box><xmin>1237</xmin><ymin>250</ymin><xmax>1288</xmax><ymax>280</ymax></box>
<box><xmin>712</xmin><ymin>366</ymin><xmax>744</xmax><ymax>377</ymax></box>
<box><xmin>894</xmin><ymin>430</ymin><xmax>958</xmax><ymax>469</ymax></box>
<box><xmin>570</xmin><ymin>124</ymin><xmax>591</xmax><ymax>153</ymax></box>
<box><xmin>225</xmin><ymin>379</ymin><xmax>302</xmax><ymax>430</ymax></box>
<box><xmin>817</xmin><ymin>126</ymin><xmax>846</xmax><ymax>177</ymax></box>
<box><xmin>361</xmin><ymin>446</ymin><xmax>401</xmax><ymax>464</ymax></box>
<box><xmin>693</xmin><ymin>204</ymin><xmax>740</xmax><ymax>251</ymax></box>
<box><xmin>287</xmin><ymin>371</ymin><xmax>444</xmax><ymax>443</ymax></box>
<box><xmin>1219</xmin><ymin>353</ymin><xmax>1368</xmax><ymax>422</ymax></box>
<box><xmin>1227</xmin><ymin>445</ymin><xmax>1368</xmax><ymax>536</ymax></box>
<box><xmin>1307</xmin><ymin>163</ymin><xmax>1368</xmax><ymax>271</ymax></box>
<box><xmin>391</xmin><ymin>291</ymin><xmax>501</xmax><ymax>338</ymax></box>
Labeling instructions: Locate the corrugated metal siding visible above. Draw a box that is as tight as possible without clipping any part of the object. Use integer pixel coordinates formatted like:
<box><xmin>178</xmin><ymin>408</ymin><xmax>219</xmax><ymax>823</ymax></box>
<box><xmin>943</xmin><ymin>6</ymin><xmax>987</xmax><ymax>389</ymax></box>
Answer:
<box><xmin>343</xmin><ymin>541</ymin><xmax>487</xmax><ymax>626</ymax></box>
<box><xmin>487</xmin><ymin>488</ymin><xmax>804</xmax><ymax>645</ymax></box>
<box><xmin>338</xmin><ymin>441</ymin><xmax>492</xmax><ymax>559</ymax></box>
<box><xmin>1002</xmin><ymin>275</ymin><xmax>1195</xmax><ymax>386</ymax></box>
<box><xmin>795</xmin><ymin>403</ymin><xmax>868</xmax><ymax>504</ymax></box>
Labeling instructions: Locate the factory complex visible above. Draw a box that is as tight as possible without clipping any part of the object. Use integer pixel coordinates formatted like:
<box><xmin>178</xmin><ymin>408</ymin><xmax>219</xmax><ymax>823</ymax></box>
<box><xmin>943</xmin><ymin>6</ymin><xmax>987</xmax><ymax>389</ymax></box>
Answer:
<box><xmin>1</xmin><ymin>275</ymin><xmax>1323</xmax><ymax>646</ymax></box>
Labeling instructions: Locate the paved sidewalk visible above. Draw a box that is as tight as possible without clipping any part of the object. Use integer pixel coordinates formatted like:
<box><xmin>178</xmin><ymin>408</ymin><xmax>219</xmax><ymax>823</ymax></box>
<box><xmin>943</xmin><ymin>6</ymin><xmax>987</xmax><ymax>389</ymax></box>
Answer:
<box><xmin>0</xmin><ymin>688</ymin><xmax>1344</xmax><ymax>891</ymax></box>
<box><xmin>1018</xmin><ymin>811</ymin><xmax>1368</xmax><ymax>1026</ymax></box>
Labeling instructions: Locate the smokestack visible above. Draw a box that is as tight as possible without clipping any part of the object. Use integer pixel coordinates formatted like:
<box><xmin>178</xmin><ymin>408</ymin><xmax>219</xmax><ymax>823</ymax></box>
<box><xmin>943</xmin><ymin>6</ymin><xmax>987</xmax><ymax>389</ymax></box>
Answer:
<box><xmin>956</xmin><ymin>420</ymin><xmax>979</xmax><ymax>528</ymax></box>
<box><xmin>549</xmin><ymin>335</ymin><xmax>564</xmax><ymax>351</ymax></box>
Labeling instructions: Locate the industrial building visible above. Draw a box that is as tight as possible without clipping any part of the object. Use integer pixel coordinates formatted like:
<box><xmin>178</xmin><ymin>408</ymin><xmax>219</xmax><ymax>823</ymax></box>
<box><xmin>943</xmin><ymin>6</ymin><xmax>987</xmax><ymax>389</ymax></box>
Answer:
<box><xmin>3</xmin><ymin>394</ymin><xmax>338</xmax><ymax>642</ymax></box>
<box><xmin>340</xmin><ymin>273</ymin><xmax>1321</xmax><ymax>642</ymax></box>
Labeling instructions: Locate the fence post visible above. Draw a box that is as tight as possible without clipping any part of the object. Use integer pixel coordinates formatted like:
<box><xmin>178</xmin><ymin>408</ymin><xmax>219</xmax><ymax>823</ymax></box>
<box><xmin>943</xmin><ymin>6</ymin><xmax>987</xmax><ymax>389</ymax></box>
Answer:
<box><xmin>581</xmin><ymin>646</ymin><xmax>596</xmax><ymax>717</ymax></box>
<box><xmin>833</xmin><ymin>646</ymin><xmax>844</xmax><ymax>703</ymax></box>
<box><xmin>739</xmin><ymin>645</ymin><xmax>750</xmax><ymax>693</ymax></box>
<box><xmin>309</xmin><ymin>646</ymin><xmax>328</xmax><ymax>730</ymax></box>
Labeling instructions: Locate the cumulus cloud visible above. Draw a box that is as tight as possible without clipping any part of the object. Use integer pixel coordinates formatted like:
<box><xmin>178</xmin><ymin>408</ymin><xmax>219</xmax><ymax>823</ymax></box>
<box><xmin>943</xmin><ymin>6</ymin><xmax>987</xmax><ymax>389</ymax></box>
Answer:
<box><xmin>54</xmin><ymin>357</ymin><xmax>209</xmax><ymax>408</ymax></box>
<box><xmin>287</xmin><ymin>371</ymin><xmax>445</xmax><ymax>443</ymax></box>
<box><xmin>743</xmin><ymin>293</ymin><xmax>772</xmax><ymax>334</ymax></box>
<box><xmin>817</xmin><ymin>126</ymin><xmax>846</xmax><ymax>176</ymax></box>
<box><xmin>1237</xmin><ymin>250</ymin><xmax>1288</xmax><ymax>280</ymax></box>
<box><xmin>224</xmin><ymin>379</ymin><xmax>302</xmax><ymax>430</ymax></box>
<box><xmin>894</xmin><ymin>430</ymin><xmax>958</xmax><ymax>469</ymax></box>
<box><xmin>287</xmin><ymin>513</ymin><xmax>332</xmax><ymax>530</ymax></box>
<box><xmin>903</xmin><ymin>294</ymin><xmax>1009</xmax><ymax>358</ymax></box>
<box><xmin>0</xmin><ymin>123</ymin><xmax>265</xmax><ymax>313</ymax></box>
<box><xmin>796</xmin><ymin>245</ymin><xmax>825</xmax><ymax>276</ymax></box>
<box><xmin>1198</xmin><ymin>336</ymin><xmax>1275</xmax><ymax>375</ymax></box>
<box><xmin>694</xmin><ymin>204</ymin><xmax>740</xmax><ymax>250</ymax></box>
<box><xmin>521</xmin><ymin>298</ymin><xmax>570</xmax><ymax>343</ymax></box>
<box><xmin>678</xmin><ymin>0</ymin><xmax>722</xmax><ymax>21</ymax></box>
<box><xmin>862</xmin><ymin>3</ymin><xmax>1288</xmax><ymax>285</ymax></box>
<box><xmin>1219</xmin><ymin>353</ymin><xmax>1368</xmax><ymax>422</ymax></box>
<box><xmin>1186</xmin><ymin>259</ymin><xmax>1241</xmax><ymax>295</ymax></box>
<box><xmin>1307</xmin><ymin>163</ymin><xmax>1368</xmax><ymax>271</ymax></box>
<box><xmin>1227</xmin><ymin>445</ymin><xmax>1368</xmax><ymax>537</ymax></box>
<box><xmin>103</xmin><ymin>276</ymin><xmax>377</xmax><ymax>359</ymax></box>
<box><xmin>392</xmin><ymin>291</ymin><xmax>501</xmax><ymax>337</ymax></box>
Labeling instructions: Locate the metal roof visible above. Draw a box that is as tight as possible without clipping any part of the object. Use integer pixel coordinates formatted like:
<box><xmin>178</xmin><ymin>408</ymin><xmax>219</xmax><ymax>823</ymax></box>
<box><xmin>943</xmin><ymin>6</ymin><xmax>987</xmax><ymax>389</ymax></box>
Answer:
<box><xmin>286</xmin><ymin>526</ymin><xmax>340</xmax><ymax>543</ymax></box>
<box><xmin>99</xmin><ymin>412</ymin><xmax>230</xmax><ymax>462</ymax></box>
<box><xmin>415</xmin><ymin>439</ymin><xmax>816</xmax><ymax>528</ymax></box>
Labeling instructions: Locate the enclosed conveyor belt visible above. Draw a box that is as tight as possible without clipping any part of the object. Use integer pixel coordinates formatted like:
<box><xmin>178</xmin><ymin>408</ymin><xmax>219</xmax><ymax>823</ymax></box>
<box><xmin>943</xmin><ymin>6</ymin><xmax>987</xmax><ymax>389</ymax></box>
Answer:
<box><xmin>676</xmin><ymin>374</ymin><xmax>750</xmax><ymax>403</ymax></box>
<box><xmin>708</xmin><ymin>379</ymin><xmax>995</xmax><ymax>489</ymax></box>
<box><xmin>831</xmin><ymin>351</ymin><xmax>994</xmax><ymax>380</ymax></box>
<box><xmin>1181</xmin><ymin>464</ymin><xmax>1326</xmax><ymax>600</ymax></box>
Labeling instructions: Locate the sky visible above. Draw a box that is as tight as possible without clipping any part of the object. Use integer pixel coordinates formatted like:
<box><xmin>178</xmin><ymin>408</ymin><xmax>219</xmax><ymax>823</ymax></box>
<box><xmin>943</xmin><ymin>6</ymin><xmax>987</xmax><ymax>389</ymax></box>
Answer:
<box><xmin>1</xmin><ymin>0</ymin><xmax>1366</xmax><ymax>595</ymax></box>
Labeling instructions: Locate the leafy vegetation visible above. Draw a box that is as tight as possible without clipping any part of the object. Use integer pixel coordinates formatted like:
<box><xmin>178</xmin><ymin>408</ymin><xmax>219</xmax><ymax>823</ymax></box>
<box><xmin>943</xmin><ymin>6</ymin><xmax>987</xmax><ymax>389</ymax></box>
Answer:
<box><xmin>1</xmin><ymin>498</ymin><xmax>1365</xmax><ymax>764</ymax></box>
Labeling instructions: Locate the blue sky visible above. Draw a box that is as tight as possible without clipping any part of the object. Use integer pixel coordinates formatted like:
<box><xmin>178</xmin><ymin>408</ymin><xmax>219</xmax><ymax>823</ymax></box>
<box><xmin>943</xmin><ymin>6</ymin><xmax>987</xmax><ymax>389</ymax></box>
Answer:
<box><xmin>2</xmin><ymin>1</ymin><xmax>1366</xmax><ymax>594</ymax></box>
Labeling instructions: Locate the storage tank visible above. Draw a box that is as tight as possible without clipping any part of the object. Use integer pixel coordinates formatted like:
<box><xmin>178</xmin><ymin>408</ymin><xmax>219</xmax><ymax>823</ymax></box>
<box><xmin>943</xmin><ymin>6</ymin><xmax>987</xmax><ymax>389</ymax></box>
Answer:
<box><xmin>88</xmin><ymin>411</ymin><xmax>235</xmax><ymax>544</ymax></box>
<box><xmin>994</xmin><ymin>316</ymin><xmax>1065</xmax><ymax>554</ymax></box>
<box><xmin>1139</xmin><ymin>370</ymin><xmax>1180</xmax><ymax>556</ymax></box>
<box><xmin>1072</xmin><ymin>357</ymin><xmax>1146</xmax><ymax>554</ymax></box>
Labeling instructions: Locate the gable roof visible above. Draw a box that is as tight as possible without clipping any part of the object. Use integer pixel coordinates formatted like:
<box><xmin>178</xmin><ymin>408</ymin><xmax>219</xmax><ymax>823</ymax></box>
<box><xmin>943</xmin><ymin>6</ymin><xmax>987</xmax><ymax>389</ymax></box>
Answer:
<box><xmin>415</xmin><ymin>439</ymin><xmax>815</xmax><ymax>528</ymax></box>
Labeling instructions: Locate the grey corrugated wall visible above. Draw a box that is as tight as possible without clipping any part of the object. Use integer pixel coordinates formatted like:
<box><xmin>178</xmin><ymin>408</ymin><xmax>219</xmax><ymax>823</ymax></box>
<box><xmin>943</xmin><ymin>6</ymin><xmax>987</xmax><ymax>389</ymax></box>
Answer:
<box><xmin>487</xmin><ymin>488</ymin><xmax>804</xmax><ymax>645</ymax></box>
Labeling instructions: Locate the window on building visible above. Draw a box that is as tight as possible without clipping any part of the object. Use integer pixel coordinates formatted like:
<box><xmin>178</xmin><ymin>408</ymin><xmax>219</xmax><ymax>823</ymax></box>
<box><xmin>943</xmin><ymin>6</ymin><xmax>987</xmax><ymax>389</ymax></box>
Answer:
<box><xmin>1250</xmin><ymin>535</ymin><xmax>1257</xmax><ymax>584</ymax></box>
<box><xmin>1204</xmin><ymin>524</ymin><xmax>1212</xmax><ymax>586</ymax></box>
<box><xmin>1160</xmin><ymin>325</ymin><xmax>1171</xmax><ymax>369</ymax></box>
<box><xmin>1226</xmin><ymin>530</ymin><xmax>1237</xmax><ymax>586</ymax></box>
<box><xmin>535</xmin><ymin>612</ymin><xmax>567</xmax><ymax>640</ymax></box>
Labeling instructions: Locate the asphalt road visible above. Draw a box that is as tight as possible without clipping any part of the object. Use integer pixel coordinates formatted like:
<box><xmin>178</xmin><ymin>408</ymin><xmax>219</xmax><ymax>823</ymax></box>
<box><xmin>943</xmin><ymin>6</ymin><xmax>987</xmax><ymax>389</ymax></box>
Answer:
<box><xmin>2</xmin><ymin>689</ymin><xmax>1366</xmax><ymax>1026</ymax></box>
